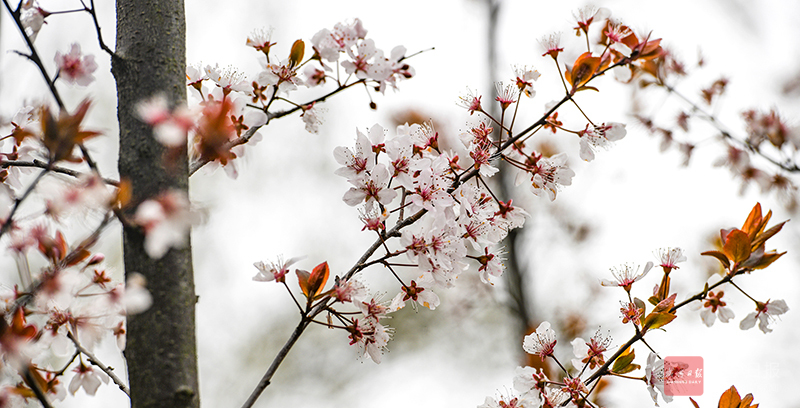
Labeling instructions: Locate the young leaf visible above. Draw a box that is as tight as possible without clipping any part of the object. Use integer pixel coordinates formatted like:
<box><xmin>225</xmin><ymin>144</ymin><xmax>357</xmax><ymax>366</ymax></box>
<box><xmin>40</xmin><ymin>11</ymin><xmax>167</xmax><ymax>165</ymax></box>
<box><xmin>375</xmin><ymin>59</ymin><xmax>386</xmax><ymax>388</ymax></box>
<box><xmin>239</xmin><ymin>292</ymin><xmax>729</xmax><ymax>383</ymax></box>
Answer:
<box><xmin>611</xmin><ymin>346</ymin><xmax>639</xmax><ymax>374</ymax></box>
<box><xmin>568</xmin><ymin>52</ymin><xmax>601</xmax><ymax>90</ymax></box>
<box><xmin>740</xmin><ymin>203</ymin><xmax>762</xmax><ymax>238</ymax></box>
<box><xmin>722</xmin><ymin>229</ymin><xmax>751</xmax><ymax>264</ymax></box>
<box><xmin>701</xmin><ymin>250</ymin><xmax>731</xmax><ymax>269</ymax></box>
<box><xmin>718</xmin><ymin>386</ymin><xmax>741</xmax><ymax>408</ymax></box>
<box><xmin>642</xmin><ymin>311</ymin><xmax>676</xmax><ymax>331</ymax></box>
<box><xmin>296</xmin><ymin>269</ymin><xmax>311</xmax><ymax>298</ymax></box>
<box><xmin>306</xmin><ymin>261</ymin><xmax>330</xmax><ymax>299</ymax></box>
<box><xmin>289</xmin><ymin>39</ymin><xmax>305</xmax><ymax>69</ymax></box>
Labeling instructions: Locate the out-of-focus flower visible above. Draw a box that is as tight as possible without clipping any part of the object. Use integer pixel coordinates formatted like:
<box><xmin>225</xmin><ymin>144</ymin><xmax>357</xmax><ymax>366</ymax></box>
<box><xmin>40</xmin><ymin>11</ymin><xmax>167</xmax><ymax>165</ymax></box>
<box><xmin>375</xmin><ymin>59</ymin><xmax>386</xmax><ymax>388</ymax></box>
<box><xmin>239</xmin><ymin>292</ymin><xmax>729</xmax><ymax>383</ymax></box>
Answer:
<box><xmin>134</xmin><ymin>190</ymin><xmax>198</xmax><ymax>259</ymax></box>
<box><xmin>55</xmin><ymin>44</ymin><xmax>98</xmax><ymax>86</ymax></box>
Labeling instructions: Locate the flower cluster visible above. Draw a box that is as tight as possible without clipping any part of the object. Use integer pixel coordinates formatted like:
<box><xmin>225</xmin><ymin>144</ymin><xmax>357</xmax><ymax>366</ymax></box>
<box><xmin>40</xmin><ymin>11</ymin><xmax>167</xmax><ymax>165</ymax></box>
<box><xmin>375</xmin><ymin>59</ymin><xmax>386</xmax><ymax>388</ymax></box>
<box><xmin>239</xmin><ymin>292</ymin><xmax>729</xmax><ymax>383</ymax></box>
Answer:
<box><xmin>334</xmin><ymin>122</ymin><xmax>530</xmax><ymax>291</ymax></box>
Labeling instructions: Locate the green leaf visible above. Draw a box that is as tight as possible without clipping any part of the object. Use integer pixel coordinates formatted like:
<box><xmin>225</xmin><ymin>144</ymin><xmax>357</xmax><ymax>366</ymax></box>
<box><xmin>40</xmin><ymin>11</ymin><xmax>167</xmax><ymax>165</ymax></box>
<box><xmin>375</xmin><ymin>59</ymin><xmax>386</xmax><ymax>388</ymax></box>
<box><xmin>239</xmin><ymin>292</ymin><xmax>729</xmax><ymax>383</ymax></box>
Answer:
<box><xmin>611</xmin><ymin>346</ymin><xmax>639</xmax><ymax>374</ymax></box>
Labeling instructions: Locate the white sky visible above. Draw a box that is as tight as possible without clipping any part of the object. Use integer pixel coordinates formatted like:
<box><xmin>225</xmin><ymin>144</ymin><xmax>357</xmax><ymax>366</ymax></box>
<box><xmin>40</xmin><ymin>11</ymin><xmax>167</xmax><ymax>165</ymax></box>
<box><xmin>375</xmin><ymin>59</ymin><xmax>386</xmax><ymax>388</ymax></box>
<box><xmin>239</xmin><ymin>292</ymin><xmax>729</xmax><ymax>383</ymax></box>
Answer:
<box><xmin>2</xmin><ymin>0</ymin><xmax>800</xmax><ymax>407</ymax></box>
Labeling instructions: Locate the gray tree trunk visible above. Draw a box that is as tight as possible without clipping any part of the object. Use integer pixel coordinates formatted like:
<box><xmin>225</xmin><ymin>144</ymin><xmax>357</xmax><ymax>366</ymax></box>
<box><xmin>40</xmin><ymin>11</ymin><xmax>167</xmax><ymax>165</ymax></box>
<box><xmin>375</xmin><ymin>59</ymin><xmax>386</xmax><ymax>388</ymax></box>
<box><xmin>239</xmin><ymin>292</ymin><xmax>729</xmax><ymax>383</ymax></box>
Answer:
<box><xmin>112</xmin><ymin>2</ymin><xmax>199</xmax><ymax>407</ymax></box>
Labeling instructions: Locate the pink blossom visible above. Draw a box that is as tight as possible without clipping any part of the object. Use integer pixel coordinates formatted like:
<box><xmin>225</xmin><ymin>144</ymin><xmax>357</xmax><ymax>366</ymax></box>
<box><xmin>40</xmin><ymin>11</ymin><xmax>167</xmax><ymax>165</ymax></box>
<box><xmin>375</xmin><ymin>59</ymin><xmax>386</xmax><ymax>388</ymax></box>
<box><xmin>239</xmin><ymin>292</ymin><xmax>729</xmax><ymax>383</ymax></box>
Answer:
<box><xmin>739</xmin><ymin>299</ymin><xmax>788</xmax><ymax>333</ymax></box>
<box><xmin>522</xmin><ymin>321</ymin><xmax>557</xmax><ymax>361</ymax></box>
<box><xmin>253</xmin><ymin>255</ymin><xmax>303</xmax><ymax>283</ymax></box>
<box><xmin>578</xmin><ymin>122</ymin><xmax>627</xmax><ymax>161</ymax></box>
<box><xmin>342</xmin><ymin>164</ymin><xmax>397</xmax><ymax>208</ymax></box>
<box><xmin>134</xmin><ymin>190</ymin><xmax>198</xmax><ymax>259</ymax></box>
<box><xmin>600</xmin><ymin>261</ymin><xmax>653</xmax><ymax>291</ymax></box>
<box><xmin>68</xmin><ymin>363</ymin><xmax>108</xmax><ymax>396</ymax></box>
<box><xmin>55</xmin><ymin>44</ymin><xmax>98</xmax><ymax>86</ymax></box>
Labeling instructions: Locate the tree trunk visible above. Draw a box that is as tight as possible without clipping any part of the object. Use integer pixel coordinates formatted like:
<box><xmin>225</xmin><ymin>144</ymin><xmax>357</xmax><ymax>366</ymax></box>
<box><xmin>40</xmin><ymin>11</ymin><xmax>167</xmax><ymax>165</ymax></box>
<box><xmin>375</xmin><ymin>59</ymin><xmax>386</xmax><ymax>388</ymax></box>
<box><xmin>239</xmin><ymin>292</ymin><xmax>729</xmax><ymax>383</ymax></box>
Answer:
<box><xmin>112</xmin><ymin>2</ymin><xmax>199</xmax><ymax>407</ymax></box>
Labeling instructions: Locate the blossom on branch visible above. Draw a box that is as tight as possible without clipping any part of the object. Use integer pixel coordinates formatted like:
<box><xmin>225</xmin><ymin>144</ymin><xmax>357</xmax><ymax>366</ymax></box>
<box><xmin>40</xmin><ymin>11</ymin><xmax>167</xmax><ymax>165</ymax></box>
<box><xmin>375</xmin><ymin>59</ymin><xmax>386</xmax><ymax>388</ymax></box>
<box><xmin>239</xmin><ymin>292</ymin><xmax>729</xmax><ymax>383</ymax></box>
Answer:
<box><xmin>134</xmin><ymin>190</ymin><xmax>198</xmax><ymax>259</ymax></box>
<box><xmin>54</xmin><ymin>44</ymin><xmax>97</xmax><ymax>87</ymax></box>
<box><xmin>577</xmin><ymin>122</ymin><xmax>626</xmax><ymax>161</ymax></box>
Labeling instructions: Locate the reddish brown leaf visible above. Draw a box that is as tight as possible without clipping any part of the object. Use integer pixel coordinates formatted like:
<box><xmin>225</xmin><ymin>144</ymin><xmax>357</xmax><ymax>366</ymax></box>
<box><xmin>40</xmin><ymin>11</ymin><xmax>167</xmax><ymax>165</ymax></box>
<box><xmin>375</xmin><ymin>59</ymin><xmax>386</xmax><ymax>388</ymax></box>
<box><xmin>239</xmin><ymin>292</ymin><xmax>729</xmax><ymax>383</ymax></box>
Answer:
<box><xmin>690</xmin><ymin>397</ymin><xmax>700</xmax><ymax>408</ymax></box>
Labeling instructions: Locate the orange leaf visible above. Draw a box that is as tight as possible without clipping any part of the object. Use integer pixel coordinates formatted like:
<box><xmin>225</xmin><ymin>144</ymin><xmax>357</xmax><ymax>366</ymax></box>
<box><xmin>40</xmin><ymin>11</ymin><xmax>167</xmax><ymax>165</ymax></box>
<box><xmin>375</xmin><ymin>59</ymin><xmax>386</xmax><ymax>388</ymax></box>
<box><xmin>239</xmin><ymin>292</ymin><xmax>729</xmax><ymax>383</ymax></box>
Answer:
<box><xmin>307</xmin><ymin>261</ymin><xmax>330</xmax><ymax>299</ymax></box>
<box><xmin>718</xmin><ymin>386</ymin><xmax>741</xmax><ymax>408</ymax></box>
<box><xmin>751</xmin><ymin>220</ymin><xmax>786</xmax><ymax>250</ymax></box>
<box><xmin>690</xmin><ymin>397</ymin><xmax>700</xmax><ymax>408</ymax></box>
<box><xmin>750</xmin><ymin>251</ymin><xmax>786</xmax><ymax>270</ymax></box>
<box><xmin>568</xmin><ymin>52</ymin><xmax>602</xmax><ymax>90</ymax></box>
<box><xmin>296</xmin><ymin>269</ymin><xmax>311</xmax><ymax>297</ymax></box>
<box><xmin>289</xmin><ymin>39</ymin><xmax>305</xmax><ymax>69</ymax></box>
<box><xmin>701</xmin><ymin>250</ymin><xmax>731</xmax><ymax>269</ymax></box>
<box><xmin>722</xmin><ymin>229</ymin><xmax>751</xmax><ymax>264</ymax></box>
<box><xmin>740</xmin><ymin>203</ymin><xmax>762</xmax><ymax>238</ymax></box>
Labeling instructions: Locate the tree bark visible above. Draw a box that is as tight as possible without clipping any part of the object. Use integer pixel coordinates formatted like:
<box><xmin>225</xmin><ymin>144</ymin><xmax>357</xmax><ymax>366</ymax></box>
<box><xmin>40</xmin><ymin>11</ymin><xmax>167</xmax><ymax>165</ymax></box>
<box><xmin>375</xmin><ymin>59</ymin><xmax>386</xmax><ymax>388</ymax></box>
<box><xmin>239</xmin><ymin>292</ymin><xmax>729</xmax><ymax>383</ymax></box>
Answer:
<box><xmin>112</xmin><ymin>2</ymin><xmax>199</xmax><ymax>407</ymax></box>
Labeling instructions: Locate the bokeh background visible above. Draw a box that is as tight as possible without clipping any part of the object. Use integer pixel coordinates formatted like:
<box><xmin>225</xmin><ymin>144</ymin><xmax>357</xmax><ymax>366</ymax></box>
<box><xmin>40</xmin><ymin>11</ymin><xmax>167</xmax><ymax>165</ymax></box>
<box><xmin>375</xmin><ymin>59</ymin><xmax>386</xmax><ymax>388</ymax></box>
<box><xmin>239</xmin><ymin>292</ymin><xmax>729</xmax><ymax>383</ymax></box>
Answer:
<box><xmin>2</xmin><ymin>0</ymin><xmax>800</xmax><ymax>406</ymax></box>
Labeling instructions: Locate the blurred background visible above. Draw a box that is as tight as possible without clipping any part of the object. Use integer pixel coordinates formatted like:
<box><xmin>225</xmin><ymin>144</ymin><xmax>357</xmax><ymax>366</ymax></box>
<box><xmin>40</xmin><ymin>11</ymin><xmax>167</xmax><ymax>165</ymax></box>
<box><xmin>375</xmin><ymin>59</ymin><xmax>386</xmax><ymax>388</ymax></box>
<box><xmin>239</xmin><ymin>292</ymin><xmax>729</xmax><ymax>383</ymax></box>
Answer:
<box><xmin>2</xmin><ymin>0</ymin><xmax>800</xmax><ymax>406</ymax></box>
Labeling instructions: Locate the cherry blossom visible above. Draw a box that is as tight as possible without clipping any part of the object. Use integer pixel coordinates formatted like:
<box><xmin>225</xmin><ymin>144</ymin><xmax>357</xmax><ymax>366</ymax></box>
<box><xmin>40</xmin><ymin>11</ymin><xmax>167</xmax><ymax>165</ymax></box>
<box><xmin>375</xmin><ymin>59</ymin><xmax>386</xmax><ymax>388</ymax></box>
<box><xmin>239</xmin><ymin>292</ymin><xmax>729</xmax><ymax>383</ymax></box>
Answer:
<box><xmin>570</xmin><ymin>329</ymin><xmax>612</xmax><ymax>371</ymax></box>
<box><xmin>347</xmin><ymin>317</ymin><xmax>392</xmax><ymax>363</ymax></box>
<box><xmin>334</xmin><ymin>128</ymin><xmax>376</xmax><ymax>181</ymax></box>
<box><xmin>700</xmin><ymin>290</ymin><xmax>735</xmax><ymax>327</ymax></box>
<box><xmin>739</xmin><ymin>299</ymin><xmax>789</xmax><ymax>333</ymax></box>
<box><xmin>522</xmin><ymin>321</ymin><xmax>557</xmax><ymax>361</ymax></box>
<box><xmin>539</xmin><ymin>33</ymin><xmax>564</xmax><ymax>59</ymax></box>
<box><xmin>476</xmin><ymin>246</ymin><xmax>505</xmax><ymax>285</ymax></box>
<box><xmin>246</xmin><ymin>27</ymin><xmax>275</xmax><ymax>54</ymax></box>
<box><xmin>654</xmin><ymin>247</ymin><xmax>686</xmax><ymax>273</ymax></box>
<box><xmin>134</xmin><ymin>190</ymin><xmax>198</xmax><ymax>259</ymax></box>
<box><xmin>515</xmin><ymin>152</ymin><xmax>575</xmax><ymax>201</ymax></box>
<box><xmin>136</xmin><ymin>94</ymin><xmax>195</xmax><ymax>147</ymax></box>
<box><xmin>600</xmin><ymin>261</ymin><xmax>653</xmax><ymax>292</ymax></box>
<box><xmin>390</xmin><ymin>279</ymin><xmax>440</xmax><ymax>311</ymax></box>
<box><xmin>253</xmin><ymin>255</ymin><xmax>304</xmax><ymax>283</ymax></box>
<box><xmin>645</xmin><ymin>352</ymin><xmax>673</xmax><ymax>406</ymax></box>
<box><xmin>54</xmin><ymin>44</ymin><xmax>98</xmax><ymax>86</ymax></box>
<box><xmin>457</xmin><ymin>88</ymin><xmax>483</xmax><ymax>115</ymax></box>
<box><xmin>514</xmin><ymin>66</ymin><xmax>541</xmax><ymax>98</ymax></box>
<box><xmin>341</xmin><ymin>163</ymin><xmax>397</xmax><ymax>209</ymax></box>
<box><xmin>577</xmin><ymin>122</ymin><xmax>627</xmax><ymax>161</ymax></box>
<box><xmin>311</xmin><ymin>18</ymin><xmax>367</xmax><ymax>62</ymax></box>
<box><xmin>68</xmin><ymin>363</ymin><xmax>108</xmax><ymax>396</ymax></box>
<box><xmin>20</xmin><ymin>1</ymin><xmax>46</xmax><ymax>42</ymax></box>
<box><xmin>494</xmin><ymin>81</ymin><xmax>518</xmax><ymax>111</ymax></box>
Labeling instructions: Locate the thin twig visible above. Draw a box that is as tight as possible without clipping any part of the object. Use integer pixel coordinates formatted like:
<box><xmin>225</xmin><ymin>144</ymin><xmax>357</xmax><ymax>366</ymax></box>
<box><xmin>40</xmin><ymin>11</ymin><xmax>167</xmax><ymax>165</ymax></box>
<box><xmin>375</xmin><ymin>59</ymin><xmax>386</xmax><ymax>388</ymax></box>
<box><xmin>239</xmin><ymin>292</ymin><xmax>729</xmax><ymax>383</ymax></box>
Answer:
<box><xmin>189</xmin><ymin>79</ymin><xmax>367</xmax><ymax>176</ymax></box>
<box><xmin>2</xmin><ymin>159</ymin><xmax>120</xmax><ymax>186</ymax></box>
<box><xmin>67</xmin><ymin>332</ymin><xmax>131</xmax><ymax>396</ymax></box>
